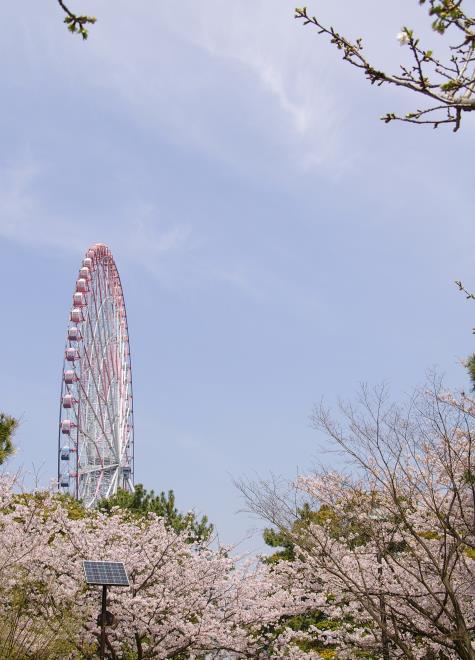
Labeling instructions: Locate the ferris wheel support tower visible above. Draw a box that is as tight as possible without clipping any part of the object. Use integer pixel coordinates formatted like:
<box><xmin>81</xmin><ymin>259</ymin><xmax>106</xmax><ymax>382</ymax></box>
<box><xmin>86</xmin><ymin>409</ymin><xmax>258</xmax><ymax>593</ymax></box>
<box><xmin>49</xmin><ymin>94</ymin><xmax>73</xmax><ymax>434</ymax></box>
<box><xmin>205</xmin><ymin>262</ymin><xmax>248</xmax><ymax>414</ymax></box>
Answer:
<box><xmin>58</xmin><ymin>243</ymin><xmax>134</xmax><ymax>507</ymax></box>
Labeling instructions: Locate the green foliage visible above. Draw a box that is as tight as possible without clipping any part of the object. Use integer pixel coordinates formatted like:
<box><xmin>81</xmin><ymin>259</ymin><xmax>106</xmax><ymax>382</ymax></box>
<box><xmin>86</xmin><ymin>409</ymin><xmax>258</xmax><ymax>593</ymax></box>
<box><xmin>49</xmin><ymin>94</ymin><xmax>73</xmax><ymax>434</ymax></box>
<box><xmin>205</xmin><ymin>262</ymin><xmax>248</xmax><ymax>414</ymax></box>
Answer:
<box><xmin>440</xmin><ymin>79</ymin><xmax>464</xmax><ymax>92</ymax></box>
<box><xmin>264</xmin><ymin>501</ymin><xmax>371</xmax><ymax>565</ymax></box>
<box><xmin>418</xmin><ymin>530</ymin><xmax>439</xmax><ymax>540</ymax></box>
<box><xmin>287</xmin><ymin>612</ymin><xmax>338</xmax><ymax>654</ymax></box>
<box><xmin>257</xmin><ymin>609</ymin><xmax>340</xmax><ymax>656</ymax></box>
<box><xmin>57</xmin><ymin>1</ymin><xmax>96</xmax><ymax>39</ymax></box>
<box><xmin>466</xmin><ymin>354</ymin><xmax>475</xmax><ymax>389</ymax></box>
<box><xmin>419</xmin><ymin>0</ymin><xmax>470</xmax><ymax>35</ymax></box>
<box><xmin>454</xmin><ymin>282</ymin><xmax>475</xmax><ymax>388</ymax></box>
<box><xmin>0</xmin><ymin>413</ymin><xmax>17</xmax><ymax>465</ymax></box>
<box><xmin>98</xmin><ymin>484</ymin><xmax>213</xmax><ymax>542</ymax></box>
<box><xmin>0</xmin><ymin>570</ymin><xmax>80</xmax><ymax>658</ymax></box>
<box><xmin>63</xmin><ymin>14</ymin><xmax>97</xmax><ymax>40</ymax></box>
<box><xmin>262</xmin><ymin>527</ymin><xmax>295</xmax><ymax>563</ymax></box>
<box><xmin>54</xmin><ymin>492</ymin><xmax>88</xmax><ymax>520</ymax></box>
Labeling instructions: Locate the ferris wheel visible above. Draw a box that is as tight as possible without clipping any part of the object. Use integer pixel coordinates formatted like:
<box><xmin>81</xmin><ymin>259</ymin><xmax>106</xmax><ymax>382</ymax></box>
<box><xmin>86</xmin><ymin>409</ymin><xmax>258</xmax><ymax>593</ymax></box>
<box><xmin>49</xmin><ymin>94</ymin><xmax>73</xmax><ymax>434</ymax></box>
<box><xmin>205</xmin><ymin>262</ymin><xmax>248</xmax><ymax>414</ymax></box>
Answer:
<box><xmin>58</xmin><ymin>243</ymin><xmax>134</xmax><ymax>508</ymax></box>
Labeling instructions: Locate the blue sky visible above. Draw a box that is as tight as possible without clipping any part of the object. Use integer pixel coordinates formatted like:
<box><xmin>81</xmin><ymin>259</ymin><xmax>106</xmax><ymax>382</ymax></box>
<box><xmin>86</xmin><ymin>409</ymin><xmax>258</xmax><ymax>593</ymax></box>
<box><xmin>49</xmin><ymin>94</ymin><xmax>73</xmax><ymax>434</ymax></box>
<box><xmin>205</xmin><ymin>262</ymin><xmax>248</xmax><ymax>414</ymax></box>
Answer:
<box><xmin>1</xmin><ymin>1</ymin><xmax>475</xmax><ymax>550</ymax></box>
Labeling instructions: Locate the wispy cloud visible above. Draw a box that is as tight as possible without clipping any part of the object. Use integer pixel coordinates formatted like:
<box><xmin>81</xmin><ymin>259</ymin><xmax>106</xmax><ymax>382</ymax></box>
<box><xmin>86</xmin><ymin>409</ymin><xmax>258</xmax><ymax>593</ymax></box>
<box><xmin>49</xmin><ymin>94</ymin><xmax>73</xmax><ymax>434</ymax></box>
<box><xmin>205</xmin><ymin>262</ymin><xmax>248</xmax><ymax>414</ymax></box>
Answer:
<box><xmin>0</xmin><ymin>157</ymin><xmax>84</xmax><ymax>252</ymax></box>
<box><xmin>125</xmin><ymin>204</ymin><xmax>192</xmax><ymax>259</ymax></box>
<box><xmin>75</xmin><ymin>1</ymin><xmax>348</xmax><ymax>174</ymax></box>
<box><xmin>0</xmin><ymin>155</ymin><xmax>325</xmax><ymax>314</ymax></box>
<box><xmin>0</xmin><ymin>157</ymin><xmax>193</xmax><ymax>270</ymax></box>
<box><xmin>187</xmin><ymin>2</ymin><xmax>342</xmax><ymax>150</ymax></box>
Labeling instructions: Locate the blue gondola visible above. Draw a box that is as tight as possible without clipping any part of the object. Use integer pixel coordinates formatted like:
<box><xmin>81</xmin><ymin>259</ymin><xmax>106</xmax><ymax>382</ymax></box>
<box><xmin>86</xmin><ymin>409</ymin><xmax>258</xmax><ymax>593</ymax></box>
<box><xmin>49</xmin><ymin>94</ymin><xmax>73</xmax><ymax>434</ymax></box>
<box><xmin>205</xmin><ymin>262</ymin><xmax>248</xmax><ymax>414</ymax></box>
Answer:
<box><xmin>60</xmin><ymin>447</ymin><xmax>70</xmax><ymax>460</ymax></box>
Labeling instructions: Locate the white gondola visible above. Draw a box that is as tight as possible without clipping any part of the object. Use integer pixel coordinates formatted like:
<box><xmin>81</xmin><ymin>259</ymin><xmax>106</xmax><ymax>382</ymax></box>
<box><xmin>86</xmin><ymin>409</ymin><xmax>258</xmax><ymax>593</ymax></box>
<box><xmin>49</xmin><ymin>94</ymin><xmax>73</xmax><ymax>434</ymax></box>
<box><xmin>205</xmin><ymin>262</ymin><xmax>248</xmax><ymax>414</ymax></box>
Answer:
<box><xmin>62</xmin><ymin>394</ymin><xmax>73</xmax><ymax>408</ymax></box>
<box><xmin>73</xmin><ymin>292</ymin><xmax>85</xmax><ymax>307</ymax></box>
<box><xmin>65</xmin><ymin>348</ymin><xmax>79</xmax><ymax>362</ymax></box>
<box><xmin>68</xmin><ymin>327</ymin><xmax>79</xmax><ymax>341</ymax></box>
<box><xmin>76</xmin><ymin>278</ymin><xmax>87</xmax><ymax>293</ymax></box>
<box><xmin>61</xmin><ymin>419</ymin><xmax>73</xmax><ymax>434</ymax></box>
<box><xmin>64</xmin><ymin>370</ymin><xmax>76</xmax><ymax>384</ymax></box>
<box><xmin>70</xmin><ymin>308</ymin><xmax>82</xmax><ymax>323</ymax></box>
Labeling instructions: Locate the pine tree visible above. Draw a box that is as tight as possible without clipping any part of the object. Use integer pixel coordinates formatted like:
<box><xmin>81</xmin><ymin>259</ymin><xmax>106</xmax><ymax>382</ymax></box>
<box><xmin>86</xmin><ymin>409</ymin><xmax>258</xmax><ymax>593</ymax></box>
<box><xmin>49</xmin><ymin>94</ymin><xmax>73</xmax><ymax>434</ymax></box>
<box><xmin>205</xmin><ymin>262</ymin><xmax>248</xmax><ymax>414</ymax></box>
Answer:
<box><xmin>98</xmin><ymin>484</ymin><xmax>213</xmax><ymax>542</ymax></box>
<box><xmin>0</xmin><ymin>413</ymin><xmax>17</xmax><ymax>465</ymax></box>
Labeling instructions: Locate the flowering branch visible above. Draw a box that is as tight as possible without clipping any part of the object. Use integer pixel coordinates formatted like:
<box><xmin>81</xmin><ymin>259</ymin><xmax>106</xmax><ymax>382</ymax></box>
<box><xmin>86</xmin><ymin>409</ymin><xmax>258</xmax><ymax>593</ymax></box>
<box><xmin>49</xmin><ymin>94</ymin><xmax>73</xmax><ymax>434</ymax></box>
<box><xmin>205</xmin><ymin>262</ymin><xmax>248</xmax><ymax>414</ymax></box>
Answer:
<box><xmin>295</xmin><ymin>2</ymin><xmax>475</xmax><ymax>131</ymax></box>
<box><xmin>56</xmin><ymin>0</ymin><xmax>96</xmax><ymax>40</ymax></box>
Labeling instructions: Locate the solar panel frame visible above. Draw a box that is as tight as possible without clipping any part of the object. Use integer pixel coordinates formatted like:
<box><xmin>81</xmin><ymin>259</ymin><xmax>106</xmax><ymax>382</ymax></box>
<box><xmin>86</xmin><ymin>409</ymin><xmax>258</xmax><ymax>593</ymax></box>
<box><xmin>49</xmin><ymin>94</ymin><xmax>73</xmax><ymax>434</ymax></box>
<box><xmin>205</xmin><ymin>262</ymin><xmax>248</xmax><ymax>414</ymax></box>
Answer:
<box><xmin>83</xmin><ymin>560</ymin><xmax>130</xmax><ymax>587</ymax></box>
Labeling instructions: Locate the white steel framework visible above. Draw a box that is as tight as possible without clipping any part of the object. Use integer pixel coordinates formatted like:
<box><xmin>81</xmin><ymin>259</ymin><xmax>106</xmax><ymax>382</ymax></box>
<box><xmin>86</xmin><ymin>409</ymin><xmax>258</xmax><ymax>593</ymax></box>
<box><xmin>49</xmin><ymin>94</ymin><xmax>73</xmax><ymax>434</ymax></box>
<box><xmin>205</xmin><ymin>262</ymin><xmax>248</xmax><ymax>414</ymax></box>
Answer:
<box><xmin>58</xmin><ymin>243</ymin><xmax>134</xmax><ymax>507</ymax></box>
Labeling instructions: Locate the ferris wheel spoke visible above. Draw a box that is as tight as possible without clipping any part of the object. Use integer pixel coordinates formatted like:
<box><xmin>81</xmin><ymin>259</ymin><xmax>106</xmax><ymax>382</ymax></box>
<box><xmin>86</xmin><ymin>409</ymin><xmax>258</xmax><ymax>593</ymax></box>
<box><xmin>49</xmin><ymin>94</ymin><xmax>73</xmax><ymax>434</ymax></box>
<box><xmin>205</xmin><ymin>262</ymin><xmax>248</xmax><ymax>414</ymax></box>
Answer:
<box><xmin>78</xmin><ymin>362</ymin><xmax>113</xmax><ymax>452</ymax></box>
<box><xmin>79</xmin><ymin>463</ymin><xmax>119</xmax><ymax>476</ymax></box>
<box><xmin>82</xmin><ymin>297</ymin><xmax>120</xmax><ymax>453</ymax></box>
<box><xmin>81</xmin><ymin>326</ymin><xmax>109</xmax><ymax>436</ymax></box>
<box><xmin>79</xmin><ymin>347</ymin><xmax>116</xmax><ymax>456</ymax></box>
<box><xmin>86</xmin><ymin>279</ymin><xmax>121</xmax><ymax>451</ymax></box>
<box><xmin>77</xmin><ymin>424</ymin><xmax>113</xmax><ymax>463</ymax></box>
<box><xmin>103</xmin><ymin>468</ymin><xmax>120</xmax><ymax>499</ymax></box>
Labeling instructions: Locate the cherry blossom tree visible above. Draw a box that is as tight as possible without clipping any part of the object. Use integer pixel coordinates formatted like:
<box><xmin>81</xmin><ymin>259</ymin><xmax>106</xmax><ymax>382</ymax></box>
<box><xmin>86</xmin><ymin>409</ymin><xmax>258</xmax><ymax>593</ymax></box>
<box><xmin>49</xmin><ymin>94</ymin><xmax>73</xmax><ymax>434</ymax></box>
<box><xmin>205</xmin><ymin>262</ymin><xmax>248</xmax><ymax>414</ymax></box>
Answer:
<box><xmin>0</xmin><ymin>478</ymin><xmax>296</xmax><ymax>658</ymax></box>
<box><xmin>295</xmin><ymin>1</ymin><xmax>475</xmax><ymax>131</ymax></box>
<box><xmin>241</xmin><ymin>378</ymin><xmax>475</xmax><ymax>658</ymax></box>
<box><xmin>0</xmin><ymin>480</ymin><xmax>80</xmax><ymax>658</ymax></box>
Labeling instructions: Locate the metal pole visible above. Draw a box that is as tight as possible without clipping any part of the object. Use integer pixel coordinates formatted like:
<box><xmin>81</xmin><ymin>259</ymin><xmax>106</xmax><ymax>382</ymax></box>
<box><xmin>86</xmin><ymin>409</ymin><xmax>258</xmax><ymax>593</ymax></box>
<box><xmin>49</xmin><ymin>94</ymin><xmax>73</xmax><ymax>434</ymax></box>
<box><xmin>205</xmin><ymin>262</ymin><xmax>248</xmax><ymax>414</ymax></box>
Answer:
<box><xmin>377</xmin><ymin>551</ymin><xmax>390</xmax><ymax>660</ymax></box>
<box><xmin>100</xmin><ymin>585</ymin><xmax>107</xmax><ymax>660</ymax></box>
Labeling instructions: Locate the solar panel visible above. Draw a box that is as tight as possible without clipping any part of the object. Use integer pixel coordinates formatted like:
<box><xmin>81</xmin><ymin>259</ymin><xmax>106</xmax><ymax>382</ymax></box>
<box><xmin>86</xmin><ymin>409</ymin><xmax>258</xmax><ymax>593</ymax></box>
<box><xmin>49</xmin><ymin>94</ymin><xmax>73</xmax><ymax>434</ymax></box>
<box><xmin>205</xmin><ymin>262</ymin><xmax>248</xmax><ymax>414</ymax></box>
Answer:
<box><xmin>83</xmin><ymin>561</ymin><xmax>130</xmax><ymax>587</ymax></box>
